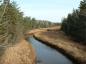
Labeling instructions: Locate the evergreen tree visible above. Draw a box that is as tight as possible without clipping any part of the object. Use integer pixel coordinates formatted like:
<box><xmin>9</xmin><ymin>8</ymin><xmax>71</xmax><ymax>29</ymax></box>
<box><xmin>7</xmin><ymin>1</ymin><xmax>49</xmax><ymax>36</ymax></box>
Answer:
<box><xmin>0</xmin><ymin>2</ymin><xmax>24</xmax><ymax>44</ymax></box>
<box><xmin>61</xmin><ymin>0</ymin><xmax>86</xmax><ymax>44</ymax></box>
<box><xmin>80</xmin><ymin>0</ymin><xmax>86</xmax><ymax>15</ymax></box>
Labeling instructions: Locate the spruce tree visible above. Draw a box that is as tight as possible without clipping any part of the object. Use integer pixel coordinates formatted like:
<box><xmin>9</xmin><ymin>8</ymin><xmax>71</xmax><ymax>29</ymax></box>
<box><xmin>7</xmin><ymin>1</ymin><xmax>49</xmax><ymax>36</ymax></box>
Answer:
<box><xmin>0</xmin><ymin>2</ymin><xmax>24</xmax><ymax>44</ymax></box>
<box><xmin>61</xmin><ymin>0</ymin><xmax>86</xmax><ymax>44</ymax></box>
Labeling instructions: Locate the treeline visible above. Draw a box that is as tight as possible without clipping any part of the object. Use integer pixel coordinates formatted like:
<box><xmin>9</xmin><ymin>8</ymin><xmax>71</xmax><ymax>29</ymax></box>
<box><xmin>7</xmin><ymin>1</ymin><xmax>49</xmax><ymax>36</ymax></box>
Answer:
<box><xmin>0</xmin><ymin>2</ymin><xmax>53</xmax><ymax>44</ymax></box>
<box><xmin>61</xmin><ymin>0</ymin><xmax>86</xmax><ymax>44</ymax></box>
<box><xmin>23</xmin><ymin>17</ymin><xmax>53</xmax><ymax>31</ymax></box>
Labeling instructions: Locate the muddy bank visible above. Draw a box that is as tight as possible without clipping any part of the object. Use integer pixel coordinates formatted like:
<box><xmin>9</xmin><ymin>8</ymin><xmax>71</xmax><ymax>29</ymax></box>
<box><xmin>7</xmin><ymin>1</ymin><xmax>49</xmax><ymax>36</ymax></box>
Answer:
<box><xmin>31</xmin><ymin>28</ymin><xmax>86</xmax><ymax>64</ymax></box>
<box><xmin>0</xmin><ymin>38</ymin><xmax>36</xmax><ymax>64</ymax></box>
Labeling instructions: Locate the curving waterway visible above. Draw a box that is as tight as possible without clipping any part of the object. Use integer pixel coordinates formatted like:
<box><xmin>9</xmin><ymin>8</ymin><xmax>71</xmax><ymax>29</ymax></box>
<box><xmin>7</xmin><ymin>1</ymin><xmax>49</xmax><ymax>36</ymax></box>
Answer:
<box><xmin>28</xmin><ymin>36</ymin><xmax>73</xmax><ymax>64</ymax></box>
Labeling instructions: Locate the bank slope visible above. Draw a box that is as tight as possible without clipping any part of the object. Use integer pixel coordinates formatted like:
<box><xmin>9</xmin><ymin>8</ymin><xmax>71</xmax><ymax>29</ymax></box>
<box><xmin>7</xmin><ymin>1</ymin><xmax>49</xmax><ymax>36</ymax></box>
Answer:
<box><xmin>32</xmin><ymin>27</ymin><xmax>86</xmax><ymax>64</ymax></box>
<box><xmin>0</xmin><ymin>39</ymin><xmax>35</xmax><ymax>64</ymax></box>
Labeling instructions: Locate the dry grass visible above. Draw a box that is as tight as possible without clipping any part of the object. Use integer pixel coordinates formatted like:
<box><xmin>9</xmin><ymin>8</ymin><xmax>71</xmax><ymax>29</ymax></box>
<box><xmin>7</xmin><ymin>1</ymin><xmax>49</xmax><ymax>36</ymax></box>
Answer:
<box><xmin>28</xmin><ymin>26</ymin><xmax>60</xmax><ymax>35</ymax></box>
<box><xmin>31</xmin><ymin>26</ymin><xmax>86</xmax><ymax>64</ymax></box>
<box><xmin>0</xmin><ymin>39</ymin><xmax>35</xmax><ymax>64</ymax></box>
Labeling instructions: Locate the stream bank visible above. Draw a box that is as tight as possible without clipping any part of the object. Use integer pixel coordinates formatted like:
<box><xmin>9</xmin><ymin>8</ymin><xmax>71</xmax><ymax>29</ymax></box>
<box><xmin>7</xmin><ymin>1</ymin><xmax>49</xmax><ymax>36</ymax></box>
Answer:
<box><xmin>0</xmin><ymin>38</ymin><xmax>36</xmax><ymax>64</ymax></box>
<box><xmin>28</xmin><ymin>27</ymin><xmax>86</xmax><ymax>64</ymax></box>
<box><xmin>29</xmin><ymin>36</ymin><xmax>73</xmax><ymax>64</ymax></box>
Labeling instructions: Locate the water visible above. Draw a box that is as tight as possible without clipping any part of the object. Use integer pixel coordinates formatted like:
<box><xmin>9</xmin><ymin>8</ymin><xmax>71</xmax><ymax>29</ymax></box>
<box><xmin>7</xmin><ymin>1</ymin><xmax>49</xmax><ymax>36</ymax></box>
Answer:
<box><xmin>28</xmin><ymin>37</ymin><xmax>73</xmax><ymax>64</ymax></box>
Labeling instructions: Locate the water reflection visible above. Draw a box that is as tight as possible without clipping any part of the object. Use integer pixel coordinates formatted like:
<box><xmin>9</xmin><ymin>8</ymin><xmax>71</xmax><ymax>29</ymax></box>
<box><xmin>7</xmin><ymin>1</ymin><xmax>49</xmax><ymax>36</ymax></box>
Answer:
<box><xmin>29</xmin><ymin>37</ymin><xmax>73</xmax><ymax>64</ymax></box>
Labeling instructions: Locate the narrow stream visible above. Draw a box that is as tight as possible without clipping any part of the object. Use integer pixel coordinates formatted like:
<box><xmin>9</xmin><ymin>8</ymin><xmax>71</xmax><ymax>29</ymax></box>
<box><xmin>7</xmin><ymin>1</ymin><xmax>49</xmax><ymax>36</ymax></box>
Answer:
<box><xmin>28</xmin><ymin>36</ymin><xmax>73</xmax><ymax>64</ymax></box>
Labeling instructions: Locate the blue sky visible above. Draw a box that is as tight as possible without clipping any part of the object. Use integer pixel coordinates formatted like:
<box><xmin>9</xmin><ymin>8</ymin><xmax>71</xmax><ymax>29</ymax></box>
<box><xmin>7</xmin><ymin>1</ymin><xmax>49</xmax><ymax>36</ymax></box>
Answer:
<box><xmin>12</xmin><ymin>0</ymin><xmax>81</xmax><ymax>22</ymax></box>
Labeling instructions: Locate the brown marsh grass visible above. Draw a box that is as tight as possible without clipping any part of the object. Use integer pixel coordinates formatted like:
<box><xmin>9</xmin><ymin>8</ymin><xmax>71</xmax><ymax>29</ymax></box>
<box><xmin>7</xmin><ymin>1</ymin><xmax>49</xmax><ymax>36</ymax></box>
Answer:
<box><xmin>0</xmin><ymin>39</ymin><xmax>35</xmax><ymax>64</ymax></box>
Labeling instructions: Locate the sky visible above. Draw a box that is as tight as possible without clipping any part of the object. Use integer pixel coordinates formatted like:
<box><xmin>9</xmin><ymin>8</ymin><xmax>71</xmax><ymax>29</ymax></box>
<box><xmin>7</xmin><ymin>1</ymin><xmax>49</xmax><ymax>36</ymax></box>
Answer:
<box><xmin>11</xmin><ymin>0</ymin><xmax>81</xmax><ymax>23</ymax></box>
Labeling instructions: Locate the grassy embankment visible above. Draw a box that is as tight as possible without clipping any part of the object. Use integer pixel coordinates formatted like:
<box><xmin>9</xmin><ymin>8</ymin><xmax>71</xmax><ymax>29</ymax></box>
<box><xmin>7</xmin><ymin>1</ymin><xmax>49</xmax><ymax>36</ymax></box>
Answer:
<box><xmin>0</xmin><ymin>38</ymin><xmax>35</xmax><ymax>64</ymax></box>
<box><xmin>28</xmin><ymin>26</ymin><xmax>86</xmax><ymax>64</ymax></box>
